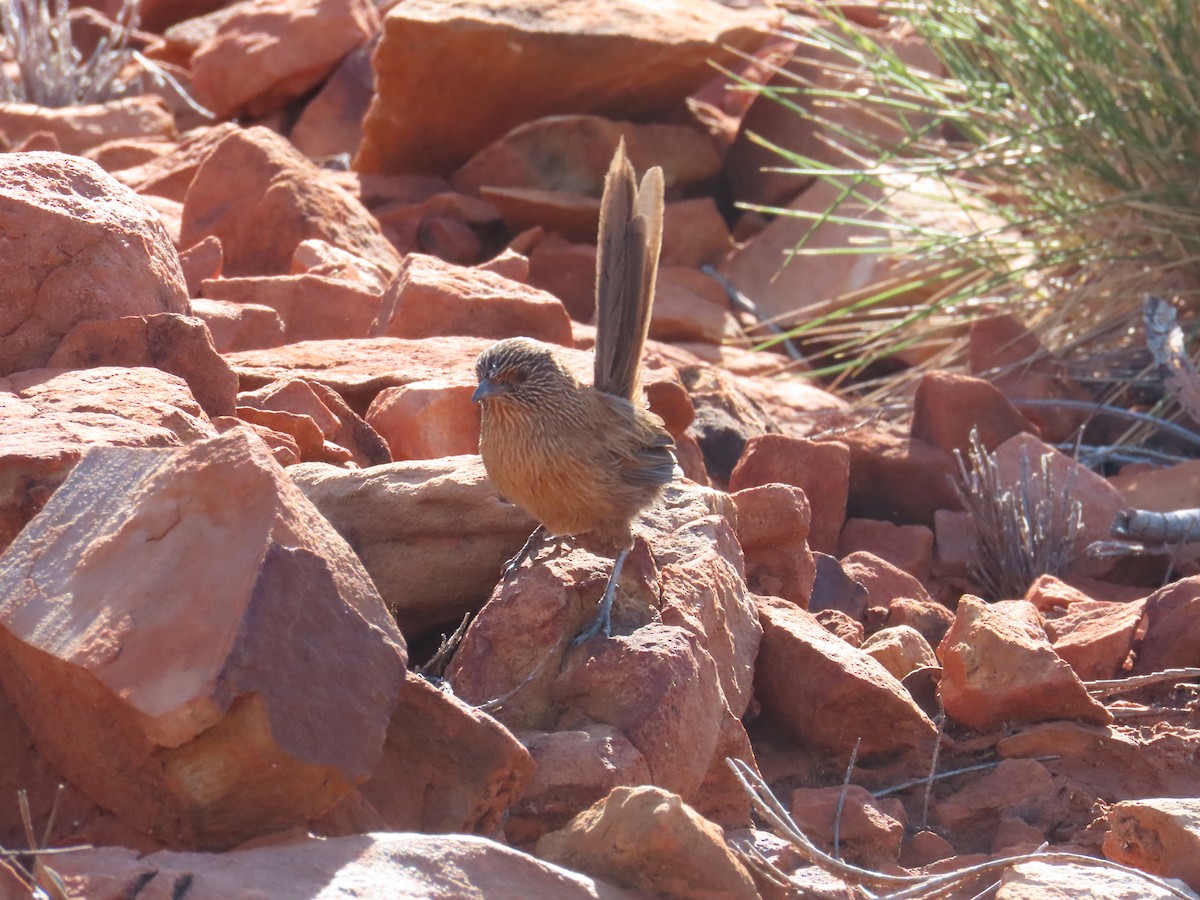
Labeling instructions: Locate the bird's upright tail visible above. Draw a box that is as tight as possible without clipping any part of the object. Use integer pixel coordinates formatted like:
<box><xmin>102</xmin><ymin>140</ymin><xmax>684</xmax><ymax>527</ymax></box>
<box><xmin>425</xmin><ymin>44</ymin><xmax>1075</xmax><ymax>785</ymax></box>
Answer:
<box><xmin>592</xmin><ymin>139</ymin><xmax>664</xmax><ymax>402</ymax></box>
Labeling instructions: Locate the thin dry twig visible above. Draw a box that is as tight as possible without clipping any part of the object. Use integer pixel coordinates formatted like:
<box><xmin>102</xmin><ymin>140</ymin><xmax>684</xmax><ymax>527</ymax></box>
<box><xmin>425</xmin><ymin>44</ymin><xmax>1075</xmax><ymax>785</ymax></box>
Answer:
<box><xmin>1086</xmin><ymin>667</ymin><xmax>1200</xmax><ymax>699</ymax></box>
<box><xmin>1145</xmin><ymin>294</ymin><xmax>1200</xmax><ymax>422</ymax></box>
<box><xmin>833</xmin><ymin>738</ymin><xmax>861</xmax><ymax>860</ymax></box>
<box><xmin>417</xmin><ymin>613</ymin><xmax>473</xmax><ymax>680</ymax></box>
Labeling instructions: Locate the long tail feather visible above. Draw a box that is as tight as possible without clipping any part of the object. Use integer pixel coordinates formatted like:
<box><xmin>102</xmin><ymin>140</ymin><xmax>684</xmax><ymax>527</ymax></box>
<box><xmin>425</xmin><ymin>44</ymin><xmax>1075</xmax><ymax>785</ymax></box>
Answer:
<box><xmin>593</xmin><ymin>139</ymin><xmax>664</xmax><ymax>401</ymax></box>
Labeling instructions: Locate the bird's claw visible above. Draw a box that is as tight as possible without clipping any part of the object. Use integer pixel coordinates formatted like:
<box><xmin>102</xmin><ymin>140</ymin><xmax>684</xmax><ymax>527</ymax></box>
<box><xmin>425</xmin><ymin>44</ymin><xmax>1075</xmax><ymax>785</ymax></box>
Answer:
<box><xmin>501</xmin><ymin>526</ymin><xmax>547</xmax><ymax>581</ymax></box>
<box><xmin>571</xmin><ymin>607</ymin><xmax>611</xmax><ymax>646</ymax></box>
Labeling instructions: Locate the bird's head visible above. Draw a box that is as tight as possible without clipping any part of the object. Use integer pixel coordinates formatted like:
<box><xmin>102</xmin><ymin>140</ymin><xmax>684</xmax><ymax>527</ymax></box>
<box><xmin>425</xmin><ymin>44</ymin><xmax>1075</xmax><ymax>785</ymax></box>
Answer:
<box><xmin>472</xmin><ymin>337</ymin><xmax>575</xmax><ymax>409</ymax></box>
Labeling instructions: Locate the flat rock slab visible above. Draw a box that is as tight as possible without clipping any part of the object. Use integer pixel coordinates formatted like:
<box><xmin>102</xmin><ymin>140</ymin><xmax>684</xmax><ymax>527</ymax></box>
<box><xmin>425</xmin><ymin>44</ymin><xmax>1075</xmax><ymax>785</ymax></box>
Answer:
<box><xmin>357</xmin><ymin>0</ymin><xmax>773</xmax><ymax>174</ymax></box>
<box><xmin>37</xmin><ymin>832</ymin><xmax>640</xmax><ymax>899</ymax></box>
<box><xmin>0</xmin><ymin>430</ymin><xmax>406</xmax><ymax>849</ymax></box>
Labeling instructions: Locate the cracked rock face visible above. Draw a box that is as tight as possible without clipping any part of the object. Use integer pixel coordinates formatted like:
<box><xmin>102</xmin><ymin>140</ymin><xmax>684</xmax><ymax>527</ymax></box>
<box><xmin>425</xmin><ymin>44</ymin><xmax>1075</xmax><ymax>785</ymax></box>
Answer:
<box><xmin>0</xmin><ymin>152</ymin><xmax>189</xmax><ymax>377</ymax></box>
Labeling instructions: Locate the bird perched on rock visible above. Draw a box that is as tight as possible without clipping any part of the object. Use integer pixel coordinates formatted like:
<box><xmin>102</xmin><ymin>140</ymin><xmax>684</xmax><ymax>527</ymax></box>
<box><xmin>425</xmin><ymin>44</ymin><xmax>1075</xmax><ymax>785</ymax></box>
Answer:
<box><xmin>472</xmin><ymin>141</ymin><xmax>676</xmax><ymax>644</ymax></box>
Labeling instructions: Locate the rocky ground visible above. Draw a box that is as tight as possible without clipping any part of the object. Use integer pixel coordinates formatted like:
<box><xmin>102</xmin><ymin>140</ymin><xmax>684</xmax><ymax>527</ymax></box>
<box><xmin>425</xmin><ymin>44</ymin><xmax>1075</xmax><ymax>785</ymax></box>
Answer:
<box><xmin>1</xmin><ymin>0</ymin><xmax>1200</xmax><ymax>898</ymax></box>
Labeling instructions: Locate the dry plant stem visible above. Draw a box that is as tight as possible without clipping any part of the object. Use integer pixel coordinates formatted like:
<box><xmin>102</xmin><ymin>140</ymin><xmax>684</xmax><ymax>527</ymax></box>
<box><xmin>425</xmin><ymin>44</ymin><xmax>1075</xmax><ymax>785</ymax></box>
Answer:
<box><xmin>920</xmin><ymin>712</ymin><xmax>943</xmax><ymax>830</ymax></box>
<box><xmin>834</xmin><ymin>738</ymin><xmax>861</xmax><ymax>860</ymax></box>
<box><xmin>1086</xmin><ymin>667</ymin><xmax>1200</xmax><ymax>699</ymax></box>
<box><xmin>873</xmin><ymin>756</ymin><xmax>1059</xmax><ymax>800</ymax></box>
<box><xmin>729</xmin><ymin>759</ymin><xmax>1193</xmax><ymax>900</ymax></box>
<box><xmin>1113</xmin><ymin>507</ymin><xmax>1200</xmax><ymax>545</ymax></box>
<box><xmin>417</xmin><ymin>612</ymin><xmax>472</xmax><ymax>680</ymax></box>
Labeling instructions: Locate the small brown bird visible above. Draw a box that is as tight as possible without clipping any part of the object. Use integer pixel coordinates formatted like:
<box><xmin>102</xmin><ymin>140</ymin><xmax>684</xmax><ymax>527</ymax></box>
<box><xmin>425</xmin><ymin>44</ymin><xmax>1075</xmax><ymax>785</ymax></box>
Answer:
<box><xmin>472</xmin><ymin>142</ymin><xmax>675</xmax><ymax>644</ymax></box>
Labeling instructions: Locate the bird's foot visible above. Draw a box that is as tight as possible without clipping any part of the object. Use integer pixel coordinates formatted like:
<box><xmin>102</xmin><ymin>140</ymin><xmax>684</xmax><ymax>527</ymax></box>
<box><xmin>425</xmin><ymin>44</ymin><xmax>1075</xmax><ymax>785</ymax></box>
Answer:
<box><xmin>571</xmin><ymin>547</ymin><xmax>628</xmax><ymax>646</ymax></box>
<box><xmin>502</xmin><ymin>525</ymin><xmax>547</xmax><ymax>580</ymax></box>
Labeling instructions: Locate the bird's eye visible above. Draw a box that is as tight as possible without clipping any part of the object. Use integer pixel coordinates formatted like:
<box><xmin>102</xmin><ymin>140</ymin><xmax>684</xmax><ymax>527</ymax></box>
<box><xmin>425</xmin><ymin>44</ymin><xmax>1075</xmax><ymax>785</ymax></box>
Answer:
<box><xmin>515</xmin><ymin>366</ymin><xmax>530</xmax><ymax>382</ymax></box>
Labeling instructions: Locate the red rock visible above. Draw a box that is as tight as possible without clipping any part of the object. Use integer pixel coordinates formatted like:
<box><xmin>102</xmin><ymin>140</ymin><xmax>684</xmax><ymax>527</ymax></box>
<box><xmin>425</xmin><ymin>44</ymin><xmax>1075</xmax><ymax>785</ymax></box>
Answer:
<box><xmin>201</xmin><ymin>274</ymin><xmax>381</xmax><ymax>342</ymax></box>
<box><xmin>911</xmin><ymin>370</ymin><xmax>1039</xmax><ymax>455</ymax></box>
<box><xmin>1104</xmin><ymin>798</ymin><xmax>1200</xmax><ymax>890</ymax></box>
<box><xmin>0</xmin><ymin>430</ymin><xmax>407</xmax><ymax>849</ymax></box>
<box><xmin>0</xmin><ymin>96</ymin><xmax>177</xmax><ymax>156</ymax></box>
<box><xmin>302</xmin><ymin>380</ymin><xmax>391</xmax><ymax>467</ymax></box>
<box><xmin>900</xmin><ymin>829</ymin><xmax>954</xmax><ymax>868</ymax></box>
<box><xmin>814</xmin><ymin>607</ymin><xmax>865</xmax><ymax>645</ymax></box>
<box><xmin>838</xmin><ymin>519</ymin><xmax>934</xmax><ymax>583</ymax></box>
<box><xmin>509</xmin><ymin>725</ymin><xmax>652</xmax><ymax>846</ymax></box>
<box><xmin>448</xmin><ymin>485</ymin><xmax>752</xmax><ymax>808</ymax></box>
<box><xmin>969</xmin><ymin>314</ymin><xmax>1094</xmax><ymax>443</ymax></box>
<box><xmin>111</xmin><ymin>123</ymin><xmax>240</xmax><ymax>203</ymax></box>
<box><xmin>1043</xmin><ymin>598</ymin><xmax>1145</xmax><ymax>680</ymax></box>
<box><xmin>40</xmin><ymin>832</ymin><xmax>637</xmax><ymax>899</ymax></box>
<box><xmin>360</xmin><ymin>671</ymin><xmax>534</xmax><ymax>834</ymax></box>
<box><xmin>191</xmin><ymin>0</ymin><xmax>380</xmax><ymax>119</ymax></box>
<box><xmin>453</xmin><ymin>115</ymin><xmax>721</xmax><ymax>198</ymax></box>
<box><xmin>227</xmin><ymin>335</ymin><xmax>496</xmax><ymax>411</ymax></box>
<box><xmin>657</xmin><ymin>516</ymin><xmax>763</xmax><ymax>716</ymax></box>
<box><xmin>885</xmin><ymin>597</ymin><xmax>955</xmax><ymax>649</ymax></box>
<box><xmin>477</xmin><ymin>248</ymin><xmax>531</xmax><ymax>282</ymax></box>
<box><xmin>840</xmin><ymin>550</ymin><xmax>933</xmax><ymax>612</ymax></box>
<box><xmin>932</xmin><ymin>758</ymin><xmax>1057</xmax><ymax>853</ymax></box>
<box><xmin>728</xmin><ymin>435</ymin><xmax>850</xmax><ymax>555</ymax></box>
<box><xmin>479</xmin><ymin>186</ymin><xmax>601</xmax><ymax>243</ymax></box>
<box><xmin>12</xmin><ymin>130</ymin><xmax>60</xmax><ymax>152</ymax></box>
<box><xmin>180</xmin><ymin>126</ymin><xmax>400</xmax><ymax>277</ymax></box>
<box><xmin>142</xmin><ymin>192</ymin><xmax>184</xmax><ymax>246</ymax></box>
<box><xmin>236</xmin><ymin>406</ymin><xmax>329</xmax><ymax>461</ymax></box>
<box><xmin>755</xmin><ymin>596</ymin><xmax>937</xmax><ymax>764</ymax></box>
<box><xmin>1000</xmin><ymin>859</ymin><xmax>1187</xmax><ymax>899</ymax></box>
<box><xmin>1022</xmin><ymin>573</ymin><xmax>1097</xmax><ymax>612</ymax></box>
<box><xmin>85</xmin><ymin>136</ymin><xmax>178</xmax><ymax>173</ymax></box>
<box><xmin>372</xmin><ymin>190</ymin><xmax>500</xmax><ymax>259</ymax></box>
<box><xmin>838</xmin><ymin>424</ymin><xmax>960</xmax><ymax>526</ymax></box>
<box><xmin>537</xmin><ymin>786</ymin><xmax>758</xmax><ymax>900</ymax></box>
<box><xmin>215</xmin><ymin>416</ymin><xmax>301</xmax><ymax>467</ymax></box>
<box><xmin>366</xmin><ymin>380</ymin><xmax>480</xmax><ymax>461</ymax></box>
<box><xmin>661</xmin><ymin>198</ymin><xmax>733</xmax><ymax>268</ymax></box>
<box><xmin>189</xmin><ymin>297</ymin><xmax>285</xmax><ymax>353</ymax></box>
<box><xmin>357</xmin><ymin>0</ymin><xmax>773</xmax><ymax>175</ymax></box>
<box><xmin>937</xmin><ymin>596</ymin><xmax>1112</xmax><ymax>733</ymax></box>
<box><xmin>0</xmin><ymin>153</ymin><xmax>189</xmax><ymax>376</ymax></box>
<box><xmin>290</xmin><ymin>43</ymin><xmax>376</xmax><ymax>161</ymax></box>
<box><xmin>292</xmin><ymin>454</ymin><xmax>535</xmax><ymax>636</ymax></box>
<box><xmin>47</xmin><ymin>313</ymin><xmax>238</xmax><ymax>419</ymax></box>
<box><xmin>1131</xmin><ymin>576</ymin><xmax>1200</xmax><ymax>674</ymax></box>
<box><xmin>1110</xmin><ymin>457</ymin><xmax>1200</xmax><ymax>511</ymax></box>
<box><xmin>140</xmin><ymin>0</ymin><xmax>231</xmax><ymax>32</ymax></box>
<box><xmin>651</xmin><ymin>268</ymin><xmax>740</xmax><ymax>345</ymax></box>
<box><xmin>0</xmin><ymin>366</ymin><xmax>215</xmax><ymax>552</ymax></box>
<box><xmin>526</xmin><ymin>234</ymin><xmax>598</xmax><ymax>321</ymax></box>
<box><xmin>809</xmin><ymin>552</ymin><xmax>870</xmax><ymax>620</ymax></box>
<box><xmin>371</xmin><ymin>254</ymin><xmax>573</xmax><ymax>345</ymax></box>
<box><xmin>179</xmin><ymin>234</ymin><xmax>224</xmax><ymax>296</ymax></box>
<box><xmin>730</xmin><ymin>483</ymin><xmax>816</xmax><ymax>606</ymax></box>
<box><xmin>291</xmin><ymin>239</ymin><xmax>391</xmax><ymax>292</ymax></box>
<box><xmin>789</xmin><ymin>785</ymin><xmax>905</xmax><ymax>868</ymax></box>
<box><xmin>239</xmin><ymin>378</ymin><xmax>342</xmax><ymax>439</ymax></box>
<box><xmin>860</xmin><ymin>624</ymin><xmax>937</xmax><ymax>680</ymax></box>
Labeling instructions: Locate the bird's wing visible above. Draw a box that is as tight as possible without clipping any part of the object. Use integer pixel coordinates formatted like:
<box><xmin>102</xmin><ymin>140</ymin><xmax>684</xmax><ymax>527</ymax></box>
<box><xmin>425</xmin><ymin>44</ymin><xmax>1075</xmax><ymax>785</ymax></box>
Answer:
<box><xmin>593</xmin><ymin>139</ymin><xmax>665</xmax><ymax>401</ymax></box>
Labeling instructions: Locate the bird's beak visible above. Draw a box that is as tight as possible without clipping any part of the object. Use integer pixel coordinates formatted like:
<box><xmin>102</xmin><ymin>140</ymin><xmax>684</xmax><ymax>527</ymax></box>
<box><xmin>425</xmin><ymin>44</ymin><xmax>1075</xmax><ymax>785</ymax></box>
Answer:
<box><xmin>472</xmin><ymin>378</ymin><xmax>499</xmax><ymax>403</ymax></box>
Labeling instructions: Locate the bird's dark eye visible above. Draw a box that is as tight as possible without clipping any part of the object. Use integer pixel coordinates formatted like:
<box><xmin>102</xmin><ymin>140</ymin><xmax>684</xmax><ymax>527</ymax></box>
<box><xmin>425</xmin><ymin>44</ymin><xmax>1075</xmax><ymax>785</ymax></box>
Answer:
<box><xmin>515</xmin><ymin>366</ymin><xmax>530</xmax><ymax>382</ymax></box>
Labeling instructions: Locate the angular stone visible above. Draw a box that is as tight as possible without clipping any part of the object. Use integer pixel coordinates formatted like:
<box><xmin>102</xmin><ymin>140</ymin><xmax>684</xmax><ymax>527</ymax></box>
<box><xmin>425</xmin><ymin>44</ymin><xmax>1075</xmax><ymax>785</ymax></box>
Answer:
<box><xmin>189</xmin><ymin>297</ymin><xmax>286</xmax><ymax>353</ymax></box>
<box><xmin>179</xmin><ymin>234</ymin><xmax>224</xmax><ymax>296</ymax></box>
<box><xmin>0</xmin><ymin>96</ymin><xmax>177</xmax><ymax>156</ymax></box>
<box><xmin>998</xmin><ymin>859</ymin><xmax>1186</xmax><ymax>900</ymax></box>
<box><xmin>0</xmin><ymin>367</ymin><xmax>215</xmax><ymax>553</ymax></box>
<box><xmin>112</xmin><ymin>123</ymin><xmax>240</xmax><ymax>203</ymax></box>
<box><xmin>201</xmin><ymin>274</ymin><xmax>382</xmax><ymax>343</ymax></box>
<box><xmin>838</xmin><ymin>424</ymin><xmax>960</xmax><ymax>526</ymax></box>
<box><xmin>860</xmin><ymin>625</ymin><xmax>937</xmax><ymax>681</ymax></box>
<box><xmin>181</xmin><ymin>126</ymin><xmax>400</xmax><ymax>277</ymax></box>
<box><xmin>359</xmin><ymin>671</ymin><xmax>534</xmax><ymax>835</ymax></box>
<box><xmin>48</xmin><ymin>313</ymin><xmax>237</xmax><ymax>419</ymax></box>
<box><xmin>537</xmin><ymin>786</ymin><xmax>758</xmax><ymax>900</ymax></box>
<box><xmin>911</xmin><ymin>370</ymin><xmax>1039</xmax><ymax>455</ymax></box>
<box><xmin>290</xmin><ymin>43</ymin><xmax>377</xmax><ymax>161</ymax></box>
<box><xmin>885</xmin><ymin>596</ymin><xmax>955</xmax><ymax>650</ymax></box>
<box><xmin>727</xmin><ymin>434</ymin><xmax>850</xmax><ymax>555</ymax></box>
<box><xmin>1104</xmin><ymin>798</ymin><xmax>1200</xmax><ymax>890</ymax></box>
<box><xmin>191</xmin><ymin>0</ymin><xmax>380</xmax><ymax>119</ymax></box>
<box><xmin>291</xmin><ymin>238</ymin><xmax>390</xmax><ymax>292</ymax></box>
<box><xmin>39</xmin><ymin>832</ymin><xmax>638</xmax><ymax>899</ymax></box>
<box><xmin>838</xmin><ymin>519</ymin><xmax>933</xmax><ymax>583</ymax></box>
<box><xmin>932</xmin><ymin>758</ymin><xmax>1059</xmax><ymax>853</ymax></box>
<box><xmin>357</xmin><ymin>0</ymin><xmax>773</xmax><ymax>174</ymax></box>
<box><xmin>0</xmin><ymin>430</ymin><xmax>406</xmax><ymax>849</ymax></box>
<box><xmin>0</xmin><ymin>152</ymin><xmax>188</xmax><ymax>375</ymax></box>
<box><xmin>840</xmin><ymin>551</ymin><xmax>934</xmax><ymax>613</ymax></box>
<box><xmin>730</xmin><ymin>483</ymin><xmax>816</xmax><ymax>607</ymax></box>
<box><xmin>366</xmin><ymin>380</ymin><xmax>481</xmax><ymax>461</ymax></box>
<box><xmin>755</xmin><ymin>596</ymin><xmax>937</xmax><ymax>764</ymax></box>
<box><xmin>1131</xmin><ymin>576</ymin><xmax>1200</xmax><ymax>674</ymax></box>
<box><xmin>789</xmin><ymin>785</ymin><xmax>905</xmax><ymax>868</ymax></box>
<box><xmin>1043</xmin><ymin>598</ymin><xmax>1145</xmax><ymax>680</ymax></box>
<box><xmin>291</xmin><ymin>454</ymin><xmax>533</xmax><ymax>637</ymax></box>
<box><xmin>938</xmin><ymin>597</ymin><xmax>1112</xmax><ymax>732</ymax></box>
<box><xmin>371</xmin><ymin>253</ymin><xmax>572</xmax><ymax>345</ymax></box>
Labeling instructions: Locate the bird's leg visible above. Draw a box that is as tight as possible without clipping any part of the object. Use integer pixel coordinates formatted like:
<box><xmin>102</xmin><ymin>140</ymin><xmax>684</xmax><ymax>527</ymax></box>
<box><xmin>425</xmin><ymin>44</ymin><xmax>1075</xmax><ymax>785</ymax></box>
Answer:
<box><xmin>572</xmin><ymin>546</ymin><xmax>629</xmax><ymax>645</ymax></box>
<box><xmin>502</xmin><ymin>525</ymin><xmax>547</xmax><ymax>580</ymax></box>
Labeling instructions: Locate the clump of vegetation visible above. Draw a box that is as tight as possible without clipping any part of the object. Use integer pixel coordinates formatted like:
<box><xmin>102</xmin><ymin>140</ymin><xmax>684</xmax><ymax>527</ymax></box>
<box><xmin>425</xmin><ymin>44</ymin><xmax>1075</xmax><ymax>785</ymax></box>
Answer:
<box><xmin>954</xmin><ymin>429</ymin><xmax>1084</xmax><ymax>599</ymax></box>
<box><xmin>742</xmin><ymin>0</ymin><xmax>1200</xmax><ymax>402</ymax></box>
<box><xmin>0</xmin><ymin>0</ymin><xmax>140</xmax><ymax>106</ymax></box>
